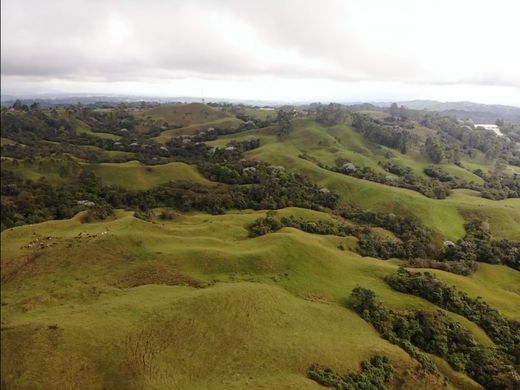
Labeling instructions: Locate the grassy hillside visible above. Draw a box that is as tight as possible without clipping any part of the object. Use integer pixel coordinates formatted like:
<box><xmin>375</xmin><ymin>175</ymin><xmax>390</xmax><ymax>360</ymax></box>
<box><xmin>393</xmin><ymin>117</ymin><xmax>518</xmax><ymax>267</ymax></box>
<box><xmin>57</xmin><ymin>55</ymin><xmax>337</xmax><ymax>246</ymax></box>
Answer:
<box><xmin>2</xmin><ymin>103</ymin><xmax>519</xmax><ymax>389</ymax></box>
<box><xmin>89</xmin><ymin>160</ymin><xmax>214</xmax><ymax>189</ymax></box>
<box><xmin>142</xmin><ymin>103</ymin><xmax>233</xmax><ymax>126</ymax></box>
<box><xmin>153</xmin><ymin>117</ymin><xmax>243</xmax><ymax>143</ymax></box>
<box><xmin>208</xmin><ymin>120</ymin><xmax>520</xmax><ymax>240</ymax></box>
<box><xmin>2</xmin><ymin>157</ymin><xmax>68</xmax><ymax>184</ymax></box>
<box><xmin>3</xmin><ymin>208</ymin><xmax>511</xmax><ymax>388</ymax></box>
<box><xmin>1</xmin><ymin>158</ymin><xmax>213</xmax><ymax>189</ymax></box>
<box><xmin>74</xmin><ymin>119</ymin><xmax>121</xmax><ymax>140</ymax></box>
<box><xmin>141</xmin><ymin>103</ymin><xmax>244</xmax><ymax>143</ymax></box>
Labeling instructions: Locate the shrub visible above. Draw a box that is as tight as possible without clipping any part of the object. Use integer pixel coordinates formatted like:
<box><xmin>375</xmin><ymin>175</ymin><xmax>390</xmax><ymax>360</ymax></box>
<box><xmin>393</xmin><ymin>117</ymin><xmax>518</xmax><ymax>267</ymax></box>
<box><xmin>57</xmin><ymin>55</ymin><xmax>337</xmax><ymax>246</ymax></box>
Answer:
<box><xmin>308</xmin><ymin>355</ymin><xmax>395</xmax><ymax>390</ymax></box>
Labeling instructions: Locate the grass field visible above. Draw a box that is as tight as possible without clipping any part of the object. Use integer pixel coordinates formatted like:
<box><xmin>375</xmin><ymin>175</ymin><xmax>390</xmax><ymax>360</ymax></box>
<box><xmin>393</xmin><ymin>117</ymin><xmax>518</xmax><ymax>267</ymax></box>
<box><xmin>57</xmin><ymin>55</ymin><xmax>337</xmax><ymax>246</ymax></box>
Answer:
<box><xmin>88</xmin><ymin>160</ymin><xmax>214</xmax><ymax>189</ymax></box>
<box><xmin>153</xmin><ymin>117</ymin><xmax>243</xmax><ymax>143</ymax></box>
<box><xmin>141</xmin><ymin>103</ymin><xmax>244</xmax><ymax>143</ymax></box>
<box><xmin>1</xmin><ymin>158</ymin><xmax>212</xmax><ymax>189</ymax></box>
<box><xmin>2</xmin><ymin>208</ymin><xmax>517</xmax><ymax>388</ymax></box>
<box><xmin>1</xmin><ymin>157</ymin><xmax>71</xmax><ymax>184</ymax></box>
<box><xmin>75</xmin><ymin>121</ymin><xmax>121</xmax><ymax>140</ymax></box>
<box><xmin>142</xmin><ymin>103</ymin><xmax>234</xmax><ymax>126</ymax></box>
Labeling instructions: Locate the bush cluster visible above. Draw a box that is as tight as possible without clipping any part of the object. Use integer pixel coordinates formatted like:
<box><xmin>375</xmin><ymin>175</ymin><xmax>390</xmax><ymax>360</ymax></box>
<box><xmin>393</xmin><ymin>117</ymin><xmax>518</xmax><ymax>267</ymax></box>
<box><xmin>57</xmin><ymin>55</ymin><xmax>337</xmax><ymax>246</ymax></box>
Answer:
<box><xmin>308</xmin><ymin>355</ymin><xmax>395</xmax><ymax>390</ymax></box>
<box><xmin>350</xmin><ymin>287</ymin><xmax>520</xmax><ymax>389</ymax></box>
<box><xmin>386</xmin><ymin>268</ymin><xmax>520</xmax><ymax>363</ymax></box>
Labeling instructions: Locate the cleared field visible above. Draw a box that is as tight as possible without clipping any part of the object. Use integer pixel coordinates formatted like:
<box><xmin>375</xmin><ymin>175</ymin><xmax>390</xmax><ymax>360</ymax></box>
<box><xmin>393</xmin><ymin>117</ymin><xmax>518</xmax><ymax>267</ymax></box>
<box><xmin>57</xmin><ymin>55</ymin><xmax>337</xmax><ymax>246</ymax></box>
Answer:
<box><xmin>3</xmin><ymin>209</ymin><xmax>509</xmax><ymax>388</ymax></box>
<box><xmin>1</xmin><ymin>157</ymin><xmax>70</xmax><ymax>184</ymax></box>
<box><xmin>75</xmin><ymin>122</ymin><xmax>121</xmax><ymax>140</ymax></box>
<box><xmin>142</xmin><ymin>103</ymin><xmax>233</xmax><ymax>126</ymax></box>
<box><xmin>89</xmin><ymin>160</ymin><xmax>214</xmax><ymax>189</ymax></box>
<box><xmin>153</xmin><ymin>117</ymin><xmax>243</xmax><ymax>143</ymax></box>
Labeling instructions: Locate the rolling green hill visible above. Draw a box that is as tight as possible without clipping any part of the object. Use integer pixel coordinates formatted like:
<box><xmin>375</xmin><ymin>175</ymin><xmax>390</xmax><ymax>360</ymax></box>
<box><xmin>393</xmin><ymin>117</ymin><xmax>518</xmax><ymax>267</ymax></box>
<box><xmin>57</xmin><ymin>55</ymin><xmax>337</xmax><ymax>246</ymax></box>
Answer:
<box><xmin>4</xmin><ymin>209</ymin><xmax>514</xmax><ymax>388</ymax></box>
<box><xmin>208</xmin><ymin>120</ymin><xmax>520</xmax><ymax>240</ymax></box>
<box><xmin>1</xmin><ymin>158</ymin><xmax>213</xmax><ymax>189</ymax></box>
<box><xmin>2</xmin><ymin>103</ymin><xmax>519</xmax><ymax>389</ymax></box>
<box><xmin>89</xmin><ymin>160</ymin><xmax>214</xmax><ymax>189</ymax></box>
<box><xmin>141</xmin><ymin>103</ymin><xmax>232</xmax><ymax>126</ymax></box>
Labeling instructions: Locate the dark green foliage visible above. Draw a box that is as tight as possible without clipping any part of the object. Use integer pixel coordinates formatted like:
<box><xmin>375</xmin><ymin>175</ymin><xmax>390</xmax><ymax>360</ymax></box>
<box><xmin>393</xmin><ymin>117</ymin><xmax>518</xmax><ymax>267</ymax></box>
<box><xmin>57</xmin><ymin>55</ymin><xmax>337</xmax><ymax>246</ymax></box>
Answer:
<box><xmin>247</xmin><ymin>214</ymin><xmax>419</xmax><ymax>260</ymax></box>
<box><xmin>226</xmin><ymin>138</ymin><xmax>260</xmax><ymax>152</ymax></box>
<box><xmin>350</xmin><ymin>287</ymin><xmax>520</xmax><ymax>389</ymax></box>
<box><xmin>327</xmin><ymin>161</ymin><xmax>452</xmax><ymax>199</ymax></box>
<box><xmin>350</xmin><ymin>287</ymin><xmax>439</xmax><ymax>375</ymax></box>
<box><xmin>1</xmin><ymin>165</ymin><xmax>339</xmax><ymax>229</ymax></box>
<box><xmin>313</xmin><ymin>103</ymin><xmax>351</xmax><ymax>126</ymax></box>
<box><xmin>276</xmin><ymin>110</ymin><xmax>294</xmax><ymax>139</ymax></box>
<box><xmin>441</xmin><ymin>220</ymin><xmax>520</xmax><ymax>271</ymax></box>
<box><xmin>479</xmin><ymin>173</ymin><xmax>520</xmax><ymax>200</ymax></box>
<box><xmin>280</xmin><ymin>216</ymin><xmax>355</xmax><ymax>236</ymax></box>
<box><xmin>357</xmin><ymin>238</ymin><xmax>406</xmax><ymax>259</ymax></box>
<box><xmin>421</xmin><ymin>114</ymin><xmax>518</xmax><ymax>162</ymax></box>
<box><xmin>386</xmin><ymin>268</ymin><xmax>520</xmax><ymax>363</ymax></box>
<box><xmin>247</xmin><ymin>215</ymin><xmax>356</xmax><ymax>238</ymax></box>
<box><xmin>248</xmin><ymin>216</ymin><xmax>282</xmax><ymax>237</ymax></box>
<box><xmin>339</xmin><ymin>209</ymin><xmax>439</xmax><ymax>260</ymax></box>
<box><xmin>352</xmin><ymin>113</ymin><xmax>409</xmax><ymax>153</ymax></box>
<box><xmin>406</xmin><ymin>258</ymin><xmax>478</xmax><ymax>276</ymax></box>
<box><xmin>0</xmin><ymin>167</ymin><xmax>107</xmax><ymax>229</ymax></box>
<box><xmin>424</xmin><ymin>137</ymin><xmax>444</xmax><ymax>163</ymax></box>
<box><xmin>423</xmin><ymin>166</ymin><xmax>454</xmax><ymax>182</ymax></box>
<box><xmin>308</xmin><ymin>355</ymin><xmax>395</xmax><ymax>390</ymax></box>
<box><xmin>81</xmin><ymin>204</ymin><xmax>114</xmax><ymax>223</ymax></box>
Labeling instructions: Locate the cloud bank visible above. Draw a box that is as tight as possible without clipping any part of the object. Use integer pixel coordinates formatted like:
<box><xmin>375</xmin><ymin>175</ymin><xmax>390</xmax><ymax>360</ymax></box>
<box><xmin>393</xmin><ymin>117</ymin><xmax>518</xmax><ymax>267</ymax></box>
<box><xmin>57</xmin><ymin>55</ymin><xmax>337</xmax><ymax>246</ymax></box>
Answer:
<box><xmin>1</xmin><ymin>0</ymin><xmax>519</xmax><ymax>104</ymax></box>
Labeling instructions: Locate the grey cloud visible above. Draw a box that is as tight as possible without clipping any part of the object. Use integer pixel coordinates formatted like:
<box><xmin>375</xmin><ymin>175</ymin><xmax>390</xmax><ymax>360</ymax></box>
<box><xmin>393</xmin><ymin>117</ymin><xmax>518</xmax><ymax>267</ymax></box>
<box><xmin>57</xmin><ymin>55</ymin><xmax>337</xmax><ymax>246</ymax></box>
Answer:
<box><xmin>1</xmin><ymin>0</ymin><xmax>519</xmax><ymax>89</ymax></box>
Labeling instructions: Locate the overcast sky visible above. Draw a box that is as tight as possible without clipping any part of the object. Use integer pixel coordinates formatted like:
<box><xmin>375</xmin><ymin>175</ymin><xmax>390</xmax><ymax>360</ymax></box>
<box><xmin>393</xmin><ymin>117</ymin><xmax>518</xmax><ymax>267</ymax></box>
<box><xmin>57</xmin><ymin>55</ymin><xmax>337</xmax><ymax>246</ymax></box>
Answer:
<box><xmin>1</xmin><ymin>0</ymin><xmax>519</xmax><ymax>105</ymax></box>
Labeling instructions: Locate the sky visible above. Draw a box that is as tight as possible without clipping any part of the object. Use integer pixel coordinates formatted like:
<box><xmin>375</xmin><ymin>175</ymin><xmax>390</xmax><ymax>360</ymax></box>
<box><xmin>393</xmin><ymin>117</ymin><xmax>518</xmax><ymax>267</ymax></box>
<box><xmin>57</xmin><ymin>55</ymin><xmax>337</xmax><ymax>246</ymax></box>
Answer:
<box><xmin>1</xmin><ymin>0</ymin><xmax>520</xmax><ymax>105</ymax></box>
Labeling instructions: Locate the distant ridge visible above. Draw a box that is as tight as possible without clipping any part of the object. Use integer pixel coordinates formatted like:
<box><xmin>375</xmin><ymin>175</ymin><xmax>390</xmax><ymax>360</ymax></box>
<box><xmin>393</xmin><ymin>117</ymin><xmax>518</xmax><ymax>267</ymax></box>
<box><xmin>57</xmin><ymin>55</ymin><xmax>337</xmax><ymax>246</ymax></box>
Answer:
<box><xmin>2</xmin><ymin>94</ymin><xmax>519</xmax><ymax>122</ymax></box>
<box><xmin>373</xmin><ymin>99</ymin><xmax>520</xmax><ymax>122</ymax></box>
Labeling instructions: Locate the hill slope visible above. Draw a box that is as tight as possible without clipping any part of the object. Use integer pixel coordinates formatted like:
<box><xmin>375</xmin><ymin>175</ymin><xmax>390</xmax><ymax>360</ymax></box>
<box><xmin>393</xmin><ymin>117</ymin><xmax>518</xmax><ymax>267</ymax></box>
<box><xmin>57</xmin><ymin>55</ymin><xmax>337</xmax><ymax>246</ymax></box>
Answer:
<box><xmin>3</xmin><ymin>209</ymin><xmax>519</xmax><ymax>388</ymax></box>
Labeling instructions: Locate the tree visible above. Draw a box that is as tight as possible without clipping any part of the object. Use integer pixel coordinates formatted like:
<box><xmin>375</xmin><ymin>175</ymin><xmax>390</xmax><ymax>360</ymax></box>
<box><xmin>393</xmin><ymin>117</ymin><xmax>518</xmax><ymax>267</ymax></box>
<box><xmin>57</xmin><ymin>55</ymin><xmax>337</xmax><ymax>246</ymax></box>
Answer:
<box><xmin>12</xmin><ymin>99</ymin><xmax>23</xmax><ymax>110</ymax></box>
<box><xmin>398</xmin><ymin>105</ymin><xmax>408</xmax><ymax>120</ymax></box>
<box><xmin>425</xmin><ymin>136</ymin><xmax>444</xmax><ymax>163</ymax></box>
<box><xmin>389</xmin><ymin>103</ymin><xmax>399</xmax><ymax>118</ymax></box>
<box><xmin>276</xmin><ymin>110</ymin><xmax>293</xmax><ymax>139</ymax></box>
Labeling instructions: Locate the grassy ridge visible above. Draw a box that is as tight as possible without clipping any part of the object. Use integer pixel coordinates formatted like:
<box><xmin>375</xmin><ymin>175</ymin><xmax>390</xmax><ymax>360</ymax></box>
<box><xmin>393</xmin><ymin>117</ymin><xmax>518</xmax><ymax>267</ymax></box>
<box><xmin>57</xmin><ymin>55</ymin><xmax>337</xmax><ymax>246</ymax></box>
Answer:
<box><xmin>153</xmin><ymin>117</ymin><xmax>243</xmax><ymax>143</ymax></box>
<box><xmin>1</xmin><ymin>158</ymin><xmax>213</xmax><ymax>189</ymax></box>
<box><xmin>89</xmin><ymin>160</ymin><xmax>214</xmax><ymax>189</ymax></box>
<box><xmin>141</xmin><ymin>103</ymin><xmax>232</xmax><ymax>126</ymax></box>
